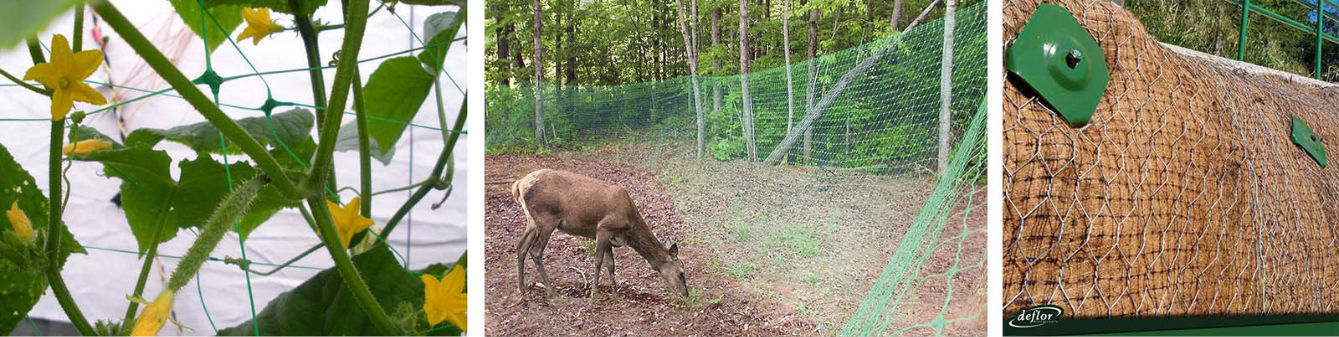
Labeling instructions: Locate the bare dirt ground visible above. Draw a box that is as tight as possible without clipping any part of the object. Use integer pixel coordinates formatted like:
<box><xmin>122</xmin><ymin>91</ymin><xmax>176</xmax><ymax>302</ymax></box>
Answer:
<box><xmin>484</xmin><ymin>141</ymin><xmax>986</xmax><ymax>336</ymax></box>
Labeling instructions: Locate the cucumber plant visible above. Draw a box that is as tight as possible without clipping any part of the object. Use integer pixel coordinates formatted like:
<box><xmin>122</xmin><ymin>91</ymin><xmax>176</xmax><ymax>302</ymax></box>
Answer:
<box><xmin>0</xmin><ymin>0</ymin><xmax>467</xmax><ymax>335</ymax></box>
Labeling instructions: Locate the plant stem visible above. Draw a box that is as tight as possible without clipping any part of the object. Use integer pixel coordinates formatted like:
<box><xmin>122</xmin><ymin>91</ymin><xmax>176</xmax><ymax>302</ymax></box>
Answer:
<box><xmin>304</xmin><ymin>194</ymin><xmax>398</xmax><ymax>335</ymax></box>
<box><xmin>120</xmin><ymin>193</ymin><xmax>174</xmax><ymax>334</ymax></box>
<box><xmin>234</xmin><ymin>244</ymin><xmax>322</xmax><ymax>276</ymax></box>
<box><xmin>307</xmin><ymin>0</ymin><xmax>370</xmax><ymax>190</ymax></box>
<box><xmin>45</xmin><ymin>123</ymin><xmax>94</xmax><ymax>336</ymax></box>
<box><xmin>353</xmin><ymin>72</ymin><xmax>372</xmax><ymax>216</ymax></box>
<box><xmin>292</xmin><ymin>10</ymin><xmax>328</xmax><ymax>125</ymax></box>
<box><xmin>292</xmin><ymin>0</ymin><xmax>396</xmax><ymax>333</ymax></box>
<box><xmin>32</xmin><ymin>33</ymin><xmax>95</xmax><ymax>336</ymax></box>
<box><xmin>372</xmin><ymin>180</ymin><xmax>430</xmax><ymax>196</ymax></box>
<box><xmin>91</xmin><ymin>2</ymin><xmax>301</xmax><ymax>200</ymax></box>
<box><xmin>72</xmin><ymin>5</ymin><xmax>84</xmax><ymax>51</ymax></box>
<box><xmin>27</xmin><ymin>38</ymin><xmax>44</xmax><ymax>63</ymax></box>
<box><xmin>315</xmin><ymin>23</ymin><xmax>345</xmax><ymax>32</ymax></box>
<box><xmin>375</xmin><ymin>100</ymin><xmax>466</xmax><ymax>242</ymax></box>
<box><xmin>0</xmin><ymin>68</ymin><xmax>52</xmax><ymax>96</ymax></box>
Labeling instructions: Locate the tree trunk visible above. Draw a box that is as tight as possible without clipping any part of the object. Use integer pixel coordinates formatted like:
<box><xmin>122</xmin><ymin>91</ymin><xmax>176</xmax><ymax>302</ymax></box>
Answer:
<box><xmin>711</xmin><ymin>8</ymin><xmax>722</xmax><ymax>112</ymax></box>
<box><xmin>533</xmin><ymin>0</ymin><xmax>545</xmax><ymax>145</ymax></box>
<box><xmin>675</xmin><ymin>0</ymin><xmax>705</xmax><ymax>158</ymax></box>
<box><xmin>783</xmin><ymin>0</ymin><xmax>794</xmax><ymax>140</ymax></box>
<box><xmin>764</xmin><ymin>0</ymin><xmax>942</xmax><ymax>164</ymax></box>
<box><xmin>866</xmin><ymin>0</ymin><xmax>875</xmax><ymax>32</ymax></box>
<box><xmin>891</xmin><ymin>0</ymin><xmax>903</xmax><ymax>31</ymax></box>
<box><xmin>555</xmin><ymin>5</ymin><xmax>564</xmax><ymax>87</ymax></box>
<box><xmin>739</xmin><ymin>0</ymin><xmax>756</xmax><ymax>161</ymax></box>
<box><xmin>936</xmin><ymin>0</ymin><xmax>957</xmax><ymax>175</ymax></box>
<box><xmin>566</xmin><ymin>0</ymin><xmax>577</xmax><ymax>85</ymax></box>
<box><xmin>804</xmin><ymin>7</ymin><xmax>818</xmax><ymax>160</ymax></box>
<box><xmin>494</xmin><ymin>1</ymin><xmax>512</xmax><ymax>86</ymax></box>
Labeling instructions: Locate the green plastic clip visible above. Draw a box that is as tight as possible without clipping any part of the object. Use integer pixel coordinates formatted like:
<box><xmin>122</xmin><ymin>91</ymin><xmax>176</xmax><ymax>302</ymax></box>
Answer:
<box><xmin>1291</xmin><ymin>117</ymin><xmax>1327</xmax><ymax>168</ymax></box>
<box><xmin>1006</xmin><ymin>4</ymin><xmax>1109</xmax><ymax>126</ymax></box>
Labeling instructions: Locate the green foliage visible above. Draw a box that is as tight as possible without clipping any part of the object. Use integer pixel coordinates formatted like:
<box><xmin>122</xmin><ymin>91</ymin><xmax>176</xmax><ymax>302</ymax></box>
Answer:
<box><xmin>363</xmin><ymin>57</ymin><xmax>436</xmax><ymax>155</ymax></box>
<box><xmin>0</xmin><ymin>0</ymin><xmax>82</xmax><ymax>49</ymax></box>
<box><xmin>201</xmin><ymin>0</ymin><xmax>329</xmax><ymax>16</ymax></box>
<box><xmin>486</xmin><ymin>0</ymin><xmax>982</xmax><ymax>86</ymax></box>
<box><xmin>421</xmin><ymin>10</ymin><xmax>464</xmax><ymax>72</ymax></box>
<box><xmin>400</xmin><ymin>0</ymin><xmax>467</xmax><ymax>6</ymax></box>
<box><xmin>335</xmin><ymin>122</ymin><xmax>395</xmax><ymax>165</ymax></box>
<box><xmin>488</xmin><ymin>3</ymin><xmax>987</xmax><ymax>178</ymax></box>
<box><xmin>168</xmin><ymin>0</ymin><xmax>243</xmax><ymax>53</ymax></box>
<box><xmin>81</xmin><ymin>142</ymin><xmax>177</xmax><ymax>253</ymax></box>
<box><xmin>0</xmin><ymin>144</ymin><xmax>84</xmax><ymax>333</ymax></box>
<box><xmin>168</xmin><ymin>176</ymin><xmax>265</xmax><ymax>291</ymax></box>
<box><xmin>217</xmin><ymin>246</ymin><xmax>464</xmax><ymax>336</ymax></box>
<box><xmin>76</xmin><ymin>124</ymin><xmax>297</xmax><ymax>252</ymax></box>
<box><xmin>1126</xmin><ymin>0</ymin><xmax>1334</xmax><ymax>79</ymax></box>
<box><xmin>140</xmin><ymin>108</ymin><xmax>315</xmax><ymax>155</ymax></box>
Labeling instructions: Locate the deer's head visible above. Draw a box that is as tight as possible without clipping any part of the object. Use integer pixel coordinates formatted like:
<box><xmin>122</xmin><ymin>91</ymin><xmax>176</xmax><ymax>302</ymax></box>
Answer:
<box><xmin>654</xmin><ymin>241</ymin><xmax>689</xmax><ymax>298</ymax></box>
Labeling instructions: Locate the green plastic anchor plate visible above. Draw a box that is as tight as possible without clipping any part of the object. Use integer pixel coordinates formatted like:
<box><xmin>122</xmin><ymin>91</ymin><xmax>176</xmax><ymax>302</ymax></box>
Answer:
<box><xmin>1291</xmin><ymin>117</ymin><xmax>1327</xmax><ymax>168</ymax></box>
<box><xmin>1006</xmin><ymin>4</ymin><xmax>1109</xmax><ymax>126</ymax></box>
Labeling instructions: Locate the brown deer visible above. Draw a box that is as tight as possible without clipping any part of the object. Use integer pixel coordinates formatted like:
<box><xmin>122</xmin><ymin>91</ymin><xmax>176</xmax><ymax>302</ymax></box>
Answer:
<box><xmin>512</xmin><ymin>169</ymin><xmax>689</xmax><ymax>298</ymax></box>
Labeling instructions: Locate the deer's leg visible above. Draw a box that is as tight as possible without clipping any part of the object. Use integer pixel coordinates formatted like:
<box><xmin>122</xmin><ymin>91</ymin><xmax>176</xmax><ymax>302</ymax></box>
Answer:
<box><xmin>592</xmin><ymin>230</ymin><xmax>613</xmax><ymax>297</ymax></box>
<box><xmin>602</xmin><ymin>242</ymin><xmax>616</xmax><ymax>290</ymax></box>
<box><xmin>528</xmin><ymin>226</ymin><xmax>556</xmax><ymax>298</ymax></box>
<box><xmin>515</xmin><ymin>228</ymin><xmax>537</xmax><ymax>293</ymax></box>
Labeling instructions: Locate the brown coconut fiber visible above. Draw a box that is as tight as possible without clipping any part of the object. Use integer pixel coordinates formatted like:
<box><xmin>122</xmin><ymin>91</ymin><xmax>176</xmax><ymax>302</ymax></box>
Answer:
<box><xmin>1004</xmin><ymin>0</ymin><xmax>1339</xmax><ymax>318</ymax></box>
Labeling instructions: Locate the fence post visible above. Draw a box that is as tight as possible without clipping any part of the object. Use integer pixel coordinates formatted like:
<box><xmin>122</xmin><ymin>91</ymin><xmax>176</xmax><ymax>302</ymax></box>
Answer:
<box><xmin>1317</xmin><ymin>1</ymin><xmax>1324</xmax><ymax>79</ymax></box>
<box><xmin>1239</xmin><ymin>0</ymin><xmax>1250</xmax><ymax>61</ymax></box>
<box><xmin>937</xmin><ymin>0</ymin><xmax>957</xmax><ymax>175</ymax></box>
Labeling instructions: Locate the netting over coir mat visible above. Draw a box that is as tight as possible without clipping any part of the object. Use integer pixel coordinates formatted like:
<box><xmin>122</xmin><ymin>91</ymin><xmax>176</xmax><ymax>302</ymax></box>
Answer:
<box><xmin>1004</xmin><ymin>0</ymin><xmax>1339</xmax><ymax>318</ymax></box>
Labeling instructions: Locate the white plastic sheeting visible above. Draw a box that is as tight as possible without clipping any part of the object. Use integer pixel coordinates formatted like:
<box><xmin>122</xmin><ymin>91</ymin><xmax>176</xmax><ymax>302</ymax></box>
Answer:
<box><xmin>0</xmin><ymin>0</ymin><xmax>468</xmax><ymax>334</ymax></box>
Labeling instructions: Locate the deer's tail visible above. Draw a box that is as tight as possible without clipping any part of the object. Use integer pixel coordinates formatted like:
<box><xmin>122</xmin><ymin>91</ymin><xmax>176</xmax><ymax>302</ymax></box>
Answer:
<box><xmin>512</xmin><ymin>179</ymin><xmax>532</xmax><ymax>221</ymax></box>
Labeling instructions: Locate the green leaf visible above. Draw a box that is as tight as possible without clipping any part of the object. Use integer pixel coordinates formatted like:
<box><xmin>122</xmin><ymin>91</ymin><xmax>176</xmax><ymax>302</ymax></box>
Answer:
<box><xmin>335</xmin><ymin>121</ymin><xmax>395</xmax><ymax>165</ymax></box>
<box><xmin>363</xmin><ymin>57</ymin><xmax>435</xmax><ymax>156</ymax></box>
<box><xmin>167</xmin><ymin>0</ymin><xmax>243</xmax><ymax>53</ymax></box>
<box><xmin>217</xmin><ymin>246</ymin><xmax>462</xmax><ymax>335</ymax></box>
<box><xmin>0</xmin><ymin>0</ymin><xmax>82</xmax><ymax>49</ymax></box>
<box><xmin>418</xmin><ymin>10</ymin><xmax>463</xmax><ymax>73</ymax></box>
<box><xmin>175</xmin><ymin>156</ymin><xmax>293</xmax><ymax>240</ymax></box>
<box><xmin>82</xmin><ymin>146</ymin><xmax>177</xmax><ymax>253</ymax></box>
<box><xmin>271</xmin><ymin>136</ymin><xmax>316</xmax><ymax>172</ymax></box>
<box><xmin>201</xmin><ymin>0</ymin><xmax>328</xmax><ymax>16</ymax></box>
<box><xmin>0</xmin><ymin>143</ymin><xmax>84</xmax><ymax>333</ymax></box>
<box><xmin>66</xmin><ymin>125</ymin><xmax>122</xmax><ymax>147</ymax></box>
<box><xmin>399</xmin><ymin>0</ymin><xmax>466</xmax><ymax>6</ymax></box>
<box><xmin>79</xmin><ymin>141</ymin><xmax>294</xmax><ymax>251</ymax></box>
<box><xmin>142</xmin><ymin>108</ymin><xmax>314</xmax><ymax>155</ymax></box>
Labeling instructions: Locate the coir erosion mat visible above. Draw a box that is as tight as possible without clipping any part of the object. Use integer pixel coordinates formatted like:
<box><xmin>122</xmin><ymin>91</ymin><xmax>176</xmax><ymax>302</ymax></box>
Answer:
<box><xmin>1004</xmin><ymin>0</ymin><xmax>1339</xmax><ymax>318</ymax></box>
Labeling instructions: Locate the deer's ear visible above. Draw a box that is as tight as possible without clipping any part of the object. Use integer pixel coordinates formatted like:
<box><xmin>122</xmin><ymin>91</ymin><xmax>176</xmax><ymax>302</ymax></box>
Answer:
<box><xmin>668</xmin><ymin>242</ymin><xmax>679</xmax><ymax>256</ymax></box>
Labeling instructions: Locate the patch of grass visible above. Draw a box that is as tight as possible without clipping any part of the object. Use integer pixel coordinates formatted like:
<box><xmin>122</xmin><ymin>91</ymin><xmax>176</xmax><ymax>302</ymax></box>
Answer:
<box><xmin>731</xmin><ymin>221</ymin><xmax>751</xmax><ymax>243</ymax></box>
<box><xmin>582</xmin><ymin>241</ymin><xmax>597</xmax><ymax>256</ymax></box>
<box><xmin>678</xmin><ymin>235</ymin><xmax>703</xmax><ymax>247</ymax></box>
<box><xmin>805</xmin><ymin>273</ymin><xmax>822</xmax><ymax>285</ymax></box>
<box><xmin>673</xmin><ymin>288</ymin><xmax>718</xmax><ymax>311</ymax></box>
<box><xmin>795</xmin><ymin>301</ymin><xmax>809</xmax><ymax>313</ymax></box>
<box><xmin>726</xmin><ymin>262</ymin><xmax>757</xmax><ymax>279</ymax></box>
<box><xmin>663</xmin><ymin>173</ymin><xmax>685</xmax><ymax>185</ymax></box>
<box><xmin>767</xmin><ymin>225</ymin><xmax>821</xmax><ymax>258</ymax></box>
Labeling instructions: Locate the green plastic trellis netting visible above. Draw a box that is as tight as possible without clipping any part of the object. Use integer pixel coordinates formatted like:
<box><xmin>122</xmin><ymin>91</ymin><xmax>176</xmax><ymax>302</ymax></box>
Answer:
<box><xmin>1</xmin><ymin>0</ymin><xmax>466</xmax><ymax>336</ymax></box>
<box><xmin>487</xmin><ymin>3</ymin><xmax>986</xmax><ymax>336</ymax></box>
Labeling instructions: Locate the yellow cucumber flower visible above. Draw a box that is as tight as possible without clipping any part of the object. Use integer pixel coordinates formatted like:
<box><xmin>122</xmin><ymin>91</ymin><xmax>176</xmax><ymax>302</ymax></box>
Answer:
<box><xmin>422</xmin><ymin>264</ymin><xmax>467</xmax><ymax>331</ymax></box>
<box><xmin>22</xmin><ymin>34</ymin><xmax>107</xmax><ymax>120</ymax></box>
<box><xmin>6</xmin><ymin>202</ymin><xmax>34</xmax><ymax>241</ymax></box>
<box><xmin>238</xmin><ymin>8</ymin><xmax>285</xmax><ymax>45</ymax></box>
<box><xmin>130</xmin><ymin>290</ymin><xmax>176</xmax><ymax>336</ymax></box>
<box><xmin>327</xmin><ymin>197</ymin><xmax>373</xmax><ymax>248</ymax></box>
<box><xmin>62</xmin><ymin>139</ymin><xmax>112</xmax><ymax>157</ymax></box>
